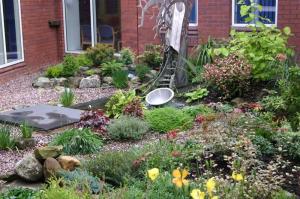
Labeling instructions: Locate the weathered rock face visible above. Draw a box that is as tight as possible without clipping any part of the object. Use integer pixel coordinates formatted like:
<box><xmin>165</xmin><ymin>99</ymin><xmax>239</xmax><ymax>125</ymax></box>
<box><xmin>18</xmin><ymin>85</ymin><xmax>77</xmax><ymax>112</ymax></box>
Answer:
<box><xmin>53</xmin><ymin>77</ymin><xmax>68</xmax><ymax>86</ymax></box>
<box><xmin>79</xmin><ymin>75</ymin><xmax>101</xmax><ymax>88</ymax></box>
<box><xmin>57</xmin><ymin>156</ymin><xmax>81</xmax><ymax>171</ymax></box>
<box><xmin>0</xmin><ymin>170</ymin><xmax>18</xmax><ymax>182</ymax></box>
<box><xmin>43</xmin><ymin>158</ymin><xmax>62</xmax><ymax>180</ymax></box>
<box><xmin>68</xmin><ymin>77</ymin><xmax>83</xmax><ymax>88</ymax></box>
<box><xmin>32</xmin><ymin>77</ymin><xmax>53</xmax><ymax>88</ymax></box>
<box><xmin>15</xmin><ymin>155</ymin><xmax>43</xmax><ymax>182</ymax></box>
<box><xmin>15</xmin><ymin>138</ymin><xmax>36</xmax><ymax>150</ymax></box>
<box><xmin>103</xmin><ymin>76</ymin><xmax>113</xmax><ymax>85</ymax></box>
<box><xmin>34</xmin><ymin>146</ymin><xmax>63</xmax><ymax>161</ymax></box>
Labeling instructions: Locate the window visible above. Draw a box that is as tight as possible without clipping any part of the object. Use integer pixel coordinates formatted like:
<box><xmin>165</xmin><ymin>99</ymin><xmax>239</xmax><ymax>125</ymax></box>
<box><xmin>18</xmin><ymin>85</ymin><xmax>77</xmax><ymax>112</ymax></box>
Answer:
<box><xmin>189</xmin><ymin>0</ymin><xmax>198</xmax><ymax>26</ymax></box>
<box><xmin>0</xmin><ymin>0</ymin><xmax>23</xmax><ymax>68</ymax></box>
<box><xmin>232</xmin><ymin>0</ymin><xmax>277</xmax><ymax>27</ymax></box>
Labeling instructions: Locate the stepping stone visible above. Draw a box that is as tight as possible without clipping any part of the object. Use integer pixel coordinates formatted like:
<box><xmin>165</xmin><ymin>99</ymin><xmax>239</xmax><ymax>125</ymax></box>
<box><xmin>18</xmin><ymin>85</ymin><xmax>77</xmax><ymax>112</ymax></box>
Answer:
<box><xmin>0</xmin><ymin>105</ymin><xmax>83</xmax><ymax>131</ymax></box>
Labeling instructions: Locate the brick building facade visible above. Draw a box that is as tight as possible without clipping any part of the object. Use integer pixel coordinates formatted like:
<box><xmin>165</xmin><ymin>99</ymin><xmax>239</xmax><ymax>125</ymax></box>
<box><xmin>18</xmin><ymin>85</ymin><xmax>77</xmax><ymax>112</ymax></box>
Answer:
<box><xmin>0</xmin><ymin>0</ymin><xmax>299</xmax><ymax>83</ymax></box>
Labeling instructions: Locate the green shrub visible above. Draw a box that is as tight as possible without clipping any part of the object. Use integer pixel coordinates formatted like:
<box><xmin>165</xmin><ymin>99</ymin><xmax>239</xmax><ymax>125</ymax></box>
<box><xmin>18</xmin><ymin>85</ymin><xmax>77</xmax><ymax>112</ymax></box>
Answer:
<box><xmin>58</xmin><ymin>169</ymin><xmax>101</xmax><ymax>194</ymax></box>
<box><xmin>101</xmin><ymin>60</ymin><xmax>123</xmax><ymax>76</ymax></box>
<box><xmin>0</xmin><ymin>187</ymin><xmax>38</xmax><ymax>199</ymax></box>
<box><xmin>273</xmin><ymin>132</ymin><xmax>300</xmax><ymax>161</ymax></box>
<box><xmin>120</xmin><ymin>48</ymin><xmax>135</xmax><ymax>65</ymax></box>
<box><xmin>139</xmin><ymin>44</ymin><xmax>162</xmax><ymax>68</ymax></box>
<box><xmin>45</xmin><ymin>64</ymin><xmax>63</xmax><ymax>78</ymax></box>
<box><xmin>145</xmin><ymin>107</ymin><xmax>193</xmax><ymax>133</ymax></box>
<box><xmin>20</xmin><ymin>122</ymin><xmax>33</xmax><ymax>139</ymax></box>
<box><xmin>112</xmin><ymin>70</ymin><xmax>128</xmax><ymax>89</ymax></box>
<box><xmin>50</xmin><ymin>128</ymin><xmax>102</xmax><ymax>155</ymax></box>
<box><xmin>108</xmin><ymin>116</ymin><xmax>149</xmax><ymax>140</ymax></box>
<box><xmin>84</xmin><ymin>69</ymin><xmax>96</xmax><ymax>76</ymax></box>
<box><xmin>261</xmin><ymin>95</ymin><xmax>286</xmax><ymax>114</ymax></box>
<box><xmin>84</xmin><ymin>151</ymin><xmax>137</xmax><ymax>186</ymax></box>
<box><xmin>0</xmin><ymin>125</ymin><xmax>15</xmax><ymax>150</ymax></box>
<box><xmin>86</xmin><ymin>44</ymin><xmax>115</xmax><ymax>66</ymax></box>
<box><xmin>182</xmin><ymin>104</ymin><xmax>215</xmax><ymax>118</ymax></box>
<box><xmin>184</xmin><ymin>88</ymin><xmax>209</xmax><ymax>103</ymax></box>
<box><xmin>251</xmin><ymin>135</ymin><xmax>276</xmax><ymax>158</ymax></box>
<box><xmin>135</xmin><ymin>64</ymin><xmax>150</xmax><ymax>82</ymax></box>
<box><xmin>60</xmin><ymin>88</ymin><xmax>75</xmax><ymax>107</ymax></box>
<box><xmin>75</xmin><ymin>54</ymin><xmax>93</xmax><ymax>67</ymax></box>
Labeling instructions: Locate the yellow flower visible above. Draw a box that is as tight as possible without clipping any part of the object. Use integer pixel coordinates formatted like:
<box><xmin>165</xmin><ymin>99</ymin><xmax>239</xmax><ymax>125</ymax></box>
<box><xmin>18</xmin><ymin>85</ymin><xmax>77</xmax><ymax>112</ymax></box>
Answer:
<box><xmin>206</xmin><ymin>177</ymin><xmax>216</xmax><ymax>194</ymax></box>
<box><xmin>211</xmin><ymin>196</ymin><xmax>219</xmax><ymax>199</ymax></box>
<box><xmin>190</xmin><ymin>189</ymin><xmax>205</xmax><ymax>199</ymax></box>
<box><xmin>172</xmin><ymin>168</ymin><xmax>189</xmax><ymax>188</ymax></box>
<box><xmin>232</xmin><ymin>171</ymin><xmax>244</xmax><ymax>182</ymax></box>
<box><xmin>147</xmin><ymin>168</ymin><xmax>159</xmax><ymax>181</ymax></box>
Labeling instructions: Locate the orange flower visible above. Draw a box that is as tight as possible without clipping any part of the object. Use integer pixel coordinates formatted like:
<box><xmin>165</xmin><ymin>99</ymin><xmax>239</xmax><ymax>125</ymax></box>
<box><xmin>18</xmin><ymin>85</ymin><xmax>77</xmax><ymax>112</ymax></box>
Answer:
<box><xmin>172</xmin><ymin>169</ymin><xmax>189</xmax><ymax>188</ymax></box>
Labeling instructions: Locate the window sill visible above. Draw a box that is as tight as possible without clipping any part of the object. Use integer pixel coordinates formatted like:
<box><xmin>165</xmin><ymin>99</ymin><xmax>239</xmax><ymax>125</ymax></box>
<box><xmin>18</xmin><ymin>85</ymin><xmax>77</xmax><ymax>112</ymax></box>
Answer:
<box><xmin>0</xmin><ymin>59</ymin><xmax>25</xmax><ymax>70</ymax></box>
<box><xmin>0</xmin><ymin>61</ymin><xmax>26</xmax><ymax>74</ymax></box>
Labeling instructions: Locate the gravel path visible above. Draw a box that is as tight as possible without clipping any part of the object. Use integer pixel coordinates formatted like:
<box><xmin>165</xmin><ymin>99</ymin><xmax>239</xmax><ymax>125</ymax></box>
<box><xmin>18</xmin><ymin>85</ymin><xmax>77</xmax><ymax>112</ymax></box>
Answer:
<box><xmin>0</xmin><ymin>73</ymin><xmax>115</xmax><ymax>111</ymax></box>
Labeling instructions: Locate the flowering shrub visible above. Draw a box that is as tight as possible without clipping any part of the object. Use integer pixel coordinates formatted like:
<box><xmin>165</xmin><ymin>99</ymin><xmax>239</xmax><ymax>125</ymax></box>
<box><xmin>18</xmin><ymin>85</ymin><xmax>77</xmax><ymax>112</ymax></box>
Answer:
<box><xmin>77</xmin><ymin>110</ymin><xmax>110</xmax><ymax>134</ymax></box>
<box><xmin>203</xmin><ymin>54</ymin><xmax>252</xmax><ymax>98</ymax></box>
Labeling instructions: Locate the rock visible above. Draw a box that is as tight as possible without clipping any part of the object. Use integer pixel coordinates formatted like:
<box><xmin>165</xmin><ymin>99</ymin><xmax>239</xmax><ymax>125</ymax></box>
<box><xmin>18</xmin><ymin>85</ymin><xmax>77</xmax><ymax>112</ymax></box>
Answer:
<box><xmin>34</xmin><ymin>146</ymin><xmax>63</xmax><ymax>161</ymax></box>
<box><xmin>68</xmin><ymin>77</ymin><xmax>83</xmax><ymax>88</ymax></box>
<box><xmin>32</xmin><ymin>77</ymin><xmax>53</xmax><ymax>88</ymax></box>
<box><xmin>57</xmin><ymin>156</ymin><xmax>81</xmax><ymax>171</ymax></box>
<box><xmin>79</xmin><ymin>75</ymin><xmax>101</xmax><ymax>88</ymax></box>
<box><xmin>0</xmin><ymin>170</ymin><xmax>18</xmax><ymax>182</ymax></box>
<box><xmin>15</xmin><ymin>155</ymin><xmax>43</xmax><ymax>182</ymax></box>
<box><xmin>15</xmin><ymin>138</ymin><xmax>36</xmax><ymax>150</ymax></box>
<box><xmin>231</xmin><ymin>97</ymin><xmax>247</xmax><ymax>107</ymax></box>
<box><xmin>79</xmin><ymin>66</ymin><xmax>90</xmax><ymax>71</ymax></box>
<box><xmin>128</xmin><ymin>73</ymin><xmax>138</xmax><ymax>81</ymax></box>
<box><xmin>54</xmin><ymin>86</ymin><xmax>65</xmax><ymax>93</ymax></box>
<box><xmin>127</xmin><ymin>64</ymin><xmax>136</xmax><ymax>71</ymax></box>
<box><xmin>43</xmin><ymin>158</ymin><xmax>62</xmax><ymax>180</ymax></box>
<box><xmin>54</xmin><ymin>77</ymin><xmax>68</xmax><ymax>86</ymax></box>
<box><xmin>103</xmin><ymin>76</ymin><xmax>113</xmax><ymax>85</ymax></box>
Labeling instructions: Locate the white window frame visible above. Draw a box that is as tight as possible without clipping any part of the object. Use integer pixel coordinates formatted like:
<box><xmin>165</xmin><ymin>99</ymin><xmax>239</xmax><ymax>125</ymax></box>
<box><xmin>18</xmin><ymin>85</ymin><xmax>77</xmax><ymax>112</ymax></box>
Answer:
<box><xmin>231</xmin><ymin>0</ymin><xmax>278</xmax><ymax>27</ymax></box>
<box><xmin>0</xmin><ymin>0</ymin><xmax>24</xmax><ymax>69</ymax></box>
<box><xmin>189</xmin><ymin>0</ymin><xmax>198</xmax><ymax>27</ymax></box>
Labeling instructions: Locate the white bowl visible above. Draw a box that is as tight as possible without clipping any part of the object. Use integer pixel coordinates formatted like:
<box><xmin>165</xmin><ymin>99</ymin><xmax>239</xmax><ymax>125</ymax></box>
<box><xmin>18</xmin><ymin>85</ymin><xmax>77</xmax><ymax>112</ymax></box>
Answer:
<box><xmin>146</xmin><ymin>88</ymin><xmax>174</xmax><ymax>106</ymax></box>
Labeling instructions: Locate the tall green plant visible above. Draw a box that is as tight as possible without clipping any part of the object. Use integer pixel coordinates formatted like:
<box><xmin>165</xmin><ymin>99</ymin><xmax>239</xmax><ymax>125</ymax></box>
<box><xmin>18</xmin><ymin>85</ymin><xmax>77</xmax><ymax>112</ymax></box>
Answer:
<box><xmin>112</xmin><ymin>70</ymin><xmax>128</xmax><ymax>89</ymax></box>
<box><xmin>0</xmin><ymin>126</ymin><xmax>15</xmax><ymax>150</ymax></box>
<box><xmin>62</xmin><ymin>55</ymin><xmax>79</xmax><ymax>77</ymax></box>
<box><xmin>20</xmin><ymin>122</ymin><xmax>33</xmax><ymax>139</ymax></box>
<box><xmin>60</xmin><ymin>88</ymin><xmax>75</xmax><ymax>107</ymax></box>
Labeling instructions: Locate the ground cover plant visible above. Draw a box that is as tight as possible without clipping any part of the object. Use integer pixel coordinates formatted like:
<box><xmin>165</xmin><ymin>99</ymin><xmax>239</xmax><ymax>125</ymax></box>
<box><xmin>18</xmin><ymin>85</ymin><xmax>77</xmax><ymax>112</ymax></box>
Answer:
<box><xmin>77</xmin><ymin>109</ymin><xmax>110</xmax><ymax>134</ymax></box>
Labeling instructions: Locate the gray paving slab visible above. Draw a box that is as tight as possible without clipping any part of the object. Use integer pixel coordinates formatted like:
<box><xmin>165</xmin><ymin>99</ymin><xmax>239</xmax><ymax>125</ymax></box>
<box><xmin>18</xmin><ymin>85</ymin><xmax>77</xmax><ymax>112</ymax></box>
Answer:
<box><xmin>0</xmin><ymin>105</ymin><xmax>83</xmax><ymax>131</ymax></box>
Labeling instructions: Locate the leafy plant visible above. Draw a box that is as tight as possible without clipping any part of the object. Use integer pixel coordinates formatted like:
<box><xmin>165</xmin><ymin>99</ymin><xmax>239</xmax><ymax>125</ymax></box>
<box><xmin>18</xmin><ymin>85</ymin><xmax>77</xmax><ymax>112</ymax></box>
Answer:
<box><xmin>261</xmin><ymin>95</ymin><xmax>286</xmax><ymax>114</ymax></box>
<box><xmin>20</xmin><ymin>122</ymin><xmax>33</xmax><ymax>139</ymax></box>
<box><xmin>101</xmin><ymin>60</ymin><xmax>123</xmax><ymax>76</ymax></box>
<box><xmin>105</xmin><ymin>90</ymin><xmax>136</xmax><ymax>118</ymax></box>
<box><xmin>122</xmin><ymin>98</ymin><xmax>144</xmax><ymax>118</ymax></box>
<box><xmin>62</xmin><ymin>55</ymin><xmax>79</xmax><ymax>77</ymax></box>
<box><xmin>182</xmin><ymin>104</ymin><xmax>215</xmax><ymax>118</ymax></box>
<box><xmin>0</xmin><ymin>187</ymin><xmax>38</xmax><ymax>199</ymax></box>
<box><xmin>0</xmin><ymin>125</ymin><xmax>15</xmax><ymax>150</ymax></box>
<box><xmin>86</xmin><ymin>44</ymin><xmax>115</xmax><ymax>66</ymax></box>
<box><xmin>60</xmin><ymin>88</ymin><xmax>75</xmax><ymax>107</ymax></box>
<box><xmin>50</xmin><ymin>128</ymin><xmax>102</xmax><ymax>155</ymax></box>
<box><xmin>77</xmin><ymin>110</ymin><xmax>110</xmax><ymax>134</ymax></box>
<box><xmin>112</xmin><ymin>70</ymin><xmax>128</xmax><ymax>89</ymax></box>
<box><xmin>135</xmin><ymin>64</ymin><xmax>151</xmax><ymax>82</ymax></box>
<box><xmin>108</xmin><ymin>116</ymin><xmax>149</xmax><ymax>140</ymax></box>
<box><xmin>75</xmin><ymin>54</ymin><xmax>93</xmax><ymax>67</ymax></box>
<box><xmin>58</xmin><ymin>169</ymin><xmax>101</xmax><ymax>194</ymax></box>
<box><xmin>184</xmin><ymin>88</ymin><xmax>209</xmax><ymax>103</ymax></box>
<box><xmin>120</xmin><ymin>48</ymin><xmax>135</xmax><ymax>65</ymax></box>
<box><xmin>45</xmin><ymin>64</ymin><xmax>64</xmax><ymax>78</ymax></box>
<box><xmin>145</xmin><ymin>107</ymin><xmax>193</xmax><ymax>133</ymax></box>
<box><xmin>84</xmin><ymin>69</ymin><xmax>96</xmax><ymax>76</ymax></box>
<box><xmin>84</xmin><ymin>151</ymin><xmax>137</xmax><ymax>186</ymax></box>
<box><xmin>138</xmin><ymin>44</ymin><xmax>162</xmax><ymax>68</ymax></box>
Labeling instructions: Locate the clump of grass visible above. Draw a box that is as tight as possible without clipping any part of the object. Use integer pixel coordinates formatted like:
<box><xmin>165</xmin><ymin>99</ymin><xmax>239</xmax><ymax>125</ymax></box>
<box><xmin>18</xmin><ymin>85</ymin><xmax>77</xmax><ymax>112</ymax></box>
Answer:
<box><xmin>60</xmin><ymin>88</ymin><xmax>75</xmax><ymax>107</ymax></box>
<box><xmin>0</xmin><ymin>125</ymin><xmax>15</xmax><ymax>150</ymax></box>
<box><xmin>112</xmin><ymin>70</ymin><xmax>128</xmax><ymax>89</ymax></box>
<box><xmin>20</xmin><ymin>122</ymin><xmax>33</xmax><ymax>139</ymax></box>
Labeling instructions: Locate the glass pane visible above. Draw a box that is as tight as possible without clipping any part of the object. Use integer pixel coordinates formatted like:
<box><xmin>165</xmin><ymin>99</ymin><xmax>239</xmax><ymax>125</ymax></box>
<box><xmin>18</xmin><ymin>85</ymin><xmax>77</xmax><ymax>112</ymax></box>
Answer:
<box><xmin>65</xmin><ymin>0</ymin><xmax>91</xmax><ymax>51</ymax></box>
<box><xmin>234</xmin><ymin>0</ymin><xmax>251</xmax><ymax>24</ymax></box>
<box><xmin>189</xmin><ymin>0</ymin><xmax>197</xmax><ymax>24</ymax></box>
<box><xmin>3</xmin><ymin>0</ymin><xmax>22</xmax><ymax>63</ymax></box>
<box><xmin>0</xmin><ymin>2</ymin><xmax>5</xmax><ymax>65</ymax></box>
<box><xmin>95</xmin><ymin>0</ymin><xmax>120</xmax><ymax>49</ymax></box>
<box><xmin>258</xmin><ymin>0</ymin><xmax>276</xmax><ymax>24</ymax></box>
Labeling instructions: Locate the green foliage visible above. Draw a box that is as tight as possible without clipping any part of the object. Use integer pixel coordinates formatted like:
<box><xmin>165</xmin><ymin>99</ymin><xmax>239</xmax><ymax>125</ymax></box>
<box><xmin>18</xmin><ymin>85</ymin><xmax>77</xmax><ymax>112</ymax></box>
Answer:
<box><xmin>145</xmin><ymin>107</ymin><xmax>193</xmax><ymax>133</ymax></box>
<box><xmin>120</xmin><ymin>48</ymin><xmax>135</xmax><ymax>65</ymax></box>
<box><xmin>45</xmin><ymin>64</ymin><xmax>64</xmax><ymax>78</ymax></box>
<box><xmin>20</xmin><ymin>122</ymin><xmax>33</xmax><ymax>139</ymax></box>
<box><xmin>108</xmin><ymin>116</ymin><xmax>149</xmax><ymax>140</ymax></box>
<box><xmin>0</xmin><ymin>125</ymin><xmax>15</xmax><ymax>150</ymax></box>
<box><xmin>60</xmin><ymin>88</ymin><xmax>75</xmax><ymax>107</ymax></box>
<box><xmin>251</xmin><ymin>135</ymin><xmax>276</xmax><ymax>157</ymax></box>
<box><xmin>0</xmin><ymin>187</ymin><xmax>37</xmax><ymax>199</ymax></box>
<box><xmin>105</xmin><ymin>90</ymin><xmax>136</xmax><ymax>118</ymax></box>
<box><xmin>84</xmin><ymin>151</ymin><xmax>137</xmax><ymax>186</ymax></box>
<box><xmin>50</xmin><ymin>128</ymin><xmax>102</xmax><ymax>155</ymax></box>
<box><xmin>75</xmin><ymin>54</ymin><xmax>93</xmax><ymax>67</ymax></box>
<box><xmin>58</xmin><ymin>169</ymin><xmax>101</xmax><ymax>194</ymax></box>
<box><xmin>62</xmin><ymin>55</ymin><xmax>79</xmax><ymax>77</ymax></box>
<box><xmin>101</xmin><ymin>60</ymin><xmax>123</xmax><ymax>76</ymax></box>
<box><xmin>135</xmin><ymin>64</ymin><xmax>151</xmax><ymax>82</ymax></box>
<box><xmin>271</xmin><ymin>190</ymin><xmax>297</xmax><ymax>199</ymax></box>
<box><xmin>86</xmin><ymin>44</ymin><xmax>115</xmax><ymax>66</ymax></box>
<box><xmin>184</xmin><ymin>88</ymin><xmax>209</xmax><ymax>103</ymax></box>
<box><xmin>84</xmin><ymin>69</ymin><xmax>96</xmax><ymax>76</ymax></box>
<box><xmin>139</xmin><ymin>44</ymin><xmax>162</xmax><ymax>68</ymax></box>
<box><xmin>273</xmin><ymin>132</ymin><xmax>300</xmax><ymax>161</ymax></box>
<box><xmin>112</xmin><ymin>70</ymin><xmax>128</xmax><ymax>89</ymax></box>
<box><xmin>261</xmin><ymin>95</ymin><xmax>286</xmax><ymax>114</ymax></box>
<box><xmin>182</xmin><ymin>104</ymin><xmax>215</xmax><ymax>118</ymax></box>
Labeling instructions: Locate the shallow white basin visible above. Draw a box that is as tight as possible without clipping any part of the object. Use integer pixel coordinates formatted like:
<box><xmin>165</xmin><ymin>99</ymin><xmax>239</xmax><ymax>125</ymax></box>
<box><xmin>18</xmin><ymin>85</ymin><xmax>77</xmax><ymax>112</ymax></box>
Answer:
<box><xmin>146</xmin><ymin>88</ymin><xmax>174</xmax><ymax>106</ymax></box>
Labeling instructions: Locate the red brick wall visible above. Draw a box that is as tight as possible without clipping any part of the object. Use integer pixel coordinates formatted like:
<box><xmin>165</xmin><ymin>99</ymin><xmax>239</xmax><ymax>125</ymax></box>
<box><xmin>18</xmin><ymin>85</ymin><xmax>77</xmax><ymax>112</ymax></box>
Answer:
<box><xmin>0</xmin><ymin>0</ymin><xmax>64</xmax><ymax>83</ymax></box>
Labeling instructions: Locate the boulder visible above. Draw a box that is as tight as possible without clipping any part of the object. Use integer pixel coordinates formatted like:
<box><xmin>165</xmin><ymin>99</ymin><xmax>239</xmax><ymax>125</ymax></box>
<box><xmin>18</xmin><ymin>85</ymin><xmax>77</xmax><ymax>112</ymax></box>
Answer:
<box><xmin>54</xmin><ymin>77</ymin><xmax>68</xmax><ymax>86</ymax></box>
<box><xmin>0</xmin><ymin>170</ymin><xmax>18</xmax><ymax>182</ymax></box>
<box><xmin>15</xmin><ymin>138</ymin><xmax>36</xmax><ymax>150</ymax></box>
<box><xmin>15</xmin><ymin>155</ymin><xmax>43</xmax><ymax>182</ymax></box>
<box><xmin>57</xmin><ymin>156</ymin><xmax>81</xmax><ymax>171</ymax></box>
<box><xmin>103</xmin><ymin>76</ymin><xmax>113</xmax><ymax>85</ymax></box>
<box><xmin>34</xmin><ymin>146</ymin><xmax>63</xmax><ymax>161</ymax></box>
<box><xmin>32</xmin><ymin>77</ymin><xmax>53</xmax><ymax>88</ymax></box>
<box><xmin>43</xmin><ymin>158</ymin><xmax>62</xmax><ymax>180</ymax></box>
<box><xmin>68</xmin><ymin>77</ymin><xmax>83</xmax><ymax>88</ymax></box>
<box><xmin>79</xmin><ymin>75</ymin><xmax>101</xmax><ymax>88</ymax></box>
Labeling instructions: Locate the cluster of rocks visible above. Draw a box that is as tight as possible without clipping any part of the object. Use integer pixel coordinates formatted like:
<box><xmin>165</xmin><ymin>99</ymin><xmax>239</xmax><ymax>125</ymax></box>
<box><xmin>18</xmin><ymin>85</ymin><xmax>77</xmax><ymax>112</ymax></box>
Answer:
<box><xmin>0</xmin><ymin>146</ymin><xmax>81</xmax><ymax>183</ymax></box>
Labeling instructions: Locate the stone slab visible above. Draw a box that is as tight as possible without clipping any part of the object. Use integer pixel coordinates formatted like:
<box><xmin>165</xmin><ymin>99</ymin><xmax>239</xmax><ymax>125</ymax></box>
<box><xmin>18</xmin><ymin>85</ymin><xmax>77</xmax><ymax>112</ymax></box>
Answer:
<box><xmin>0</xmin><ymin>105</ymin><xmax>83</xmax><ymax>131</ymax></box>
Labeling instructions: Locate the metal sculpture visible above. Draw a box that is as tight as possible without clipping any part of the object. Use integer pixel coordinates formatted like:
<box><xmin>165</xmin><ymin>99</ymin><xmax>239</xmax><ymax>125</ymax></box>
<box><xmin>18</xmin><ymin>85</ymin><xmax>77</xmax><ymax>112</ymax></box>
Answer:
<box><xmin>138</xmin><ymin>0</ymin><xmax>193</xmax><ymax>90</ymax></box>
